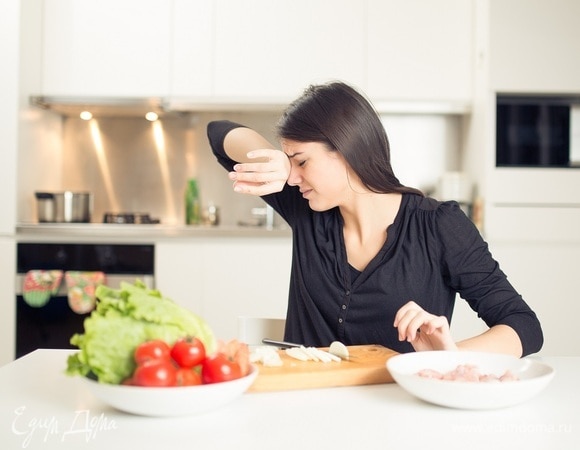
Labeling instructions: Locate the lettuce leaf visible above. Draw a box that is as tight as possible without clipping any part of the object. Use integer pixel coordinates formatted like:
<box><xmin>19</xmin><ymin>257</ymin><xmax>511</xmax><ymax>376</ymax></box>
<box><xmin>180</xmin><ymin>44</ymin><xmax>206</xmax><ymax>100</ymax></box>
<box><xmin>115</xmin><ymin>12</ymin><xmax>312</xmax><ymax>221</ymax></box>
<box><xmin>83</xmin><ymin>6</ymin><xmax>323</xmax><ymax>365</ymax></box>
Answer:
<box><xmin>66</xmin><ymin>280</ymin><xmax>216</xmax><ymax>384</ymax></box>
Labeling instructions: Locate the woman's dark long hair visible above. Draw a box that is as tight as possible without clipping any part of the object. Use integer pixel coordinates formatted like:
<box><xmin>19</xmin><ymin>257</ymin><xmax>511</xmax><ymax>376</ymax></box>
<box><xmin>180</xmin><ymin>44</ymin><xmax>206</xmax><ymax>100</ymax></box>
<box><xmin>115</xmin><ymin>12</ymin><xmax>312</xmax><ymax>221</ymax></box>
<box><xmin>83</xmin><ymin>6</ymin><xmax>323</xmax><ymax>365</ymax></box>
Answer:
<box><xmin>277</xmin><ymin>81</ymin><xmax>423</xmax><ymax>196</ymax></box>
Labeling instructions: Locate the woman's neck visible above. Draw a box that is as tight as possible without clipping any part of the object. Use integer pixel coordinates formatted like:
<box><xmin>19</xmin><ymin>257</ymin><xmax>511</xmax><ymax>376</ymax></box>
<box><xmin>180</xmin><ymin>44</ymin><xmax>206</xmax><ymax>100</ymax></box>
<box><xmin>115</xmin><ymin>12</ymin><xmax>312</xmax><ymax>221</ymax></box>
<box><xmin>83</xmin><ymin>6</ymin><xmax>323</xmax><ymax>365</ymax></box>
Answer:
<box><xmin>340</xmin><ymin>193</ymin><xmax>402</xmax><ymax>271</ymax></box>
<box><xmin>340</xmin><ymin>192</ymin><xmax>402</xmax><ymax>239</ymax></box>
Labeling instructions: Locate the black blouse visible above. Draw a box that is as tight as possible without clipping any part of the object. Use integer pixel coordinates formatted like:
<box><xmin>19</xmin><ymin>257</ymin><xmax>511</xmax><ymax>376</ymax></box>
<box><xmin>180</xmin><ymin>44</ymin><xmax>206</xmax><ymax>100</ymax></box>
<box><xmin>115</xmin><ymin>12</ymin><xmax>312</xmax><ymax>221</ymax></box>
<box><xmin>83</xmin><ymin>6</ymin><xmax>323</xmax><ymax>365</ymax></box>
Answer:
<box><xmin>207</xmin><ymin>120</ymin><xmax>544</xmax><ymax>356</ymax></box>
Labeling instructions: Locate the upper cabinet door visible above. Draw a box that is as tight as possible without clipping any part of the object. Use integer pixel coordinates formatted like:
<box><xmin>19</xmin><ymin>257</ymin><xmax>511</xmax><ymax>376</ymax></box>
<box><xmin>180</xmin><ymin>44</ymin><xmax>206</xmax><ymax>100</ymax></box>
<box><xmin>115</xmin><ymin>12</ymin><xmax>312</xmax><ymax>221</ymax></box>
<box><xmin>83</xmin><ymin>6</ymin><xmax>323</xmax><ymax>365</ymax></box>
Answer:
<box><xmin>211</xmin><ymin>0</ymin><xmax>366</xmax><ymax>101</ymax></box>
<box><xmin>489</xmin><ymin>0</ymin><xmax>580</xmax><ymax>93</ymax></box>
<box><xmin>170</xmin><ymin>0</ymin><xmax>213</xmax><ymax>98</ymax></box>
<box><xmin>367</xmin><ymin>0</ymin><xmax>474</xmax><ymax>103</ymax></box>
<box><xmin>42</xmin><ymin>0</ymin><xmax>172</xmax><ymax>97</ymax></box>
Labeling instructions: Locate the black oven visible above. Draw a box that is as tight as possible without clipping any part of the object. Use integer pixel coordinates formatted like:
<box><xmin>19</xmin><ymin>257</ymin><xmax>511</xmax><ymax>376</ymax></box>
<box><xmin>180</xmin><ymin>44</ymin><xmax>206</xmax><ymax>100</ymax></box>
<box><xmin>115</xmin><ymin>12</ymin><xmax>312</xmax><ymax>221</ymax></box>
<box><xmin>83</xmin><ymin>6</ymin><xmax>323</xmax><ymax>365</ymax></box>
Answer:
<box><xmin>15</xmin><ymin>243</ymin><xmax>154</xmax><ymax>358</ymax></box>
<box><xmin>496</xmin><ymin>94</ymin><xmax>580</xmax><ymax>168</ymax></box>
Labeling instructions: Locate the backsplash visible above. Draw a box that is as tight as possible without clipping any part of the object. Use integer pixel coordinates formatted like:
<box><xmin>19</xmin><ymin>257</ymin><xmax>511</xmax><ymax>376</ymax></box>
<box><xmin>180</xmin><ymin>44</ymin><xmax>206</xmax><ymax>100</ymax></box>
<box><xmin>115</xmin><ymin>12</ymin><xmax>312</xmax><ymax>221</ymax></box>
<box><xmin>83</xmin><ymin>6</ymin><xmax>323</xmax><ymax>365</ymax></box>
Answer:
<box><xmin>18</xmin><ymin>110</ymin><xmax>462</xmax><ymax>226</ymax></box>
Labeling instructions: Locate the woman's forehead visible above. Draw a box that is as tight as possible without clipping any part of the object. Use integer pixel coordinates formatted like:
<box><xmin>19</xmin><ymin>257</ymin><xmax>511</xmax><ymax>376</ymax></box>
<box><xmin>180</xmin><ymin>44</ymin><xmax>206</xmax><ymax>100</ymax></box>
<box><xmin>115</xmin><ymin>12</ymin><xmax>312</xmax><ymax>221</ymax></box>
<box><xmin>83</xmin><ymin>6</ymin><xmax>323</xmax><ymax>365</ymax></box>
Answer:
<box><xmin>281</xmin><ymin>140</ymin><xmax>329</xmax><ymax>156</ymax></box>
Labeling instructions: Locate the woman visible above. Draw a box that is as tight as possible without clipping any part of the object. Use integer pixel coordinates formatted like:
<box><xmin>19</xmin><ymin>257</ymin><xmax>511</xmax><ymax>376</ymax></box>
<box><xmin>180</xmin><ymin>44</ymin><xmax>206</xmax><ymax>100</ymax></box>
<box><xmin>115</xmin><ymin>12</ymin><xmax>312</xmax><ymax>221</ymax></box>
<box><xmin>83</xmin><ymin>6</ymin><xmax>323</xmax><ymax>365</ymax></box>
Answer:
<box><xmin>207</xmin><ymin>81</ymin><xmax>543</xmax><ymax>357</ymax></box>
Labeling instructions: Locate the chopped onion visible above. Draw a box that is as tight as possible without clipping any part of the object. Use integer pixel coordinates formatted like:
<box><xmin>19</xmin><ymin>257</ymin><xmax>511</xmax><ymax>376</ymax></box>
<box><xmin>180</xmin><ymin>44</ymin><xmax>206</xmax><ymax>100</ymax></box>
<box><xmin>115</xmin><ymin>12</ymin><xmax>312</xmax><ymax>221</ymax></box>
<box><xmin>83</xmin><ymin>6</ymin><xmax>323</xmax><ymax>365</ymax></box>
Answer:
<box><xmin>285</xmin><ymin>346</ymin><xmax>341</xmax><ymax>363</ymax></box>
<box><xmin>250</xmin><ymin>346</ymin><xmax>283</xmax><ymax>367</ymax></box>
<box><xmin>328</xmin><ymin>341</ymin><xmax>349</xmax><ymax>360</ymax></box>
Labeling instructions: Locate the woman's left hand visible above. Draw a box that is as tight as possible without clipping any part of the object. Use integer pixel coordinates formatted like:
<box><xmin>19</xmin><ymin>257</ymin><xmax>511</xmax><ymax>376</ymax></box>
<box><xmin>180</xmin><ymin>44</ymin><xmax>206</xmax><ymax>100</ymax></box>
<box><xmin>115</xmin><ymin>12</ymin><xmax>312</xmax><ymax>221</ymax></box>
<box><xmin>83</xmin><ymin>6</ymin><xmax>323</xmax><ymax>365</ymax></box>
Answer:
<box><xmin>393</xmin><ymin>301</ymin><xmax>458</xmax><ymax>352</ymax></box>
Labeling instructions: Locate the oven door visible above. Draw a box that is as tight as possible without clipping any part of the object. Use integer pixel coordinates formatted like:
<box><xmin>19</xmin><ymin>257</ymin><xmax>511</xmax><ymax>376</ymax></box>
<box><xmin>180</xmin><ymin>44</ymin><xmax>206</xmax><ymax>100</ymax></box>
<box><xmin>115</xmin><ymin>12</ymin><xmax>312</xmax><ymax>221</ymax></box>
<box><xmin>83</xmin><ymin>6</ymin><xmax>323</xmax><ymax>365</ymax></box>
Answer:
<box><xmin>15</xmin><ymin>243</ymin><xmax>155</xmax><ymax>358</ymax></box>
<box><xmin>15</xmin><ymin>274</ymin><xmax>154</xmax><ymax>358</ymax></box>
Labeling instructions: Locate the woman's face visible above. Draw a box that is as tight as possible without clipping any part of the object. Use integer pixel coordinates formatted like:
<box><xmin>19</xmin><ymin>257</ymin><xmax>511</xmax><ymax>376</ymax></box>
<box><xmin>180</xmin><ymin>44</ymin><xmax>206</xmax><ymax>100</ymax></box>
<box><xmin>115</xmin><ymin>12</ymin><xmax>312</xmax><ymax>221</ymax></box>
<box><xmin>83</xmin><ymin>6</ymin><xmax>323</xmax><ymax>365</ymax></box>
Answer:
<box><xmin>282</xmin><ymin>139</ymin><xmax>361</xmax><ymax>211</ymax></box>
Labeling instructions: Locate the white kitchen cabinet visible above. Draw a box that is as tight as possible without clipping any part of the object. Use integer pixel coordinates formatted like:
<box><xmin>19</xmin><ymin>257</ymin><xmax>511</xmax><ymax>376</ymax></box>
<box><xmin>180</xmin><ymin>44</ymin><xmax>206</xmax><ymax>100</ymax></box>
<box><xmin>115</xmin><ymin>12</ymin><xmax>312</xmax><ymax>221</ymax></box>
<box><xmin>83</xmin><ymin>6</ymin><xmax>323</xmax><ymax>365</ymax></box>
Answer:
<box><xmin>487</xmin><ymin>168</ymin><xmax>580</xmax><ymax>206</ymax></box>
<box><xmin>0</xmin><ymin>238</ymin><xmax>16</xmax><ymax>365</ymax></box>
<box><xmin>156</xmin><ymin>236</ymin><xmax>292</xmax><ymax>341</ymax></box>
<box><xmin>485</xmin><ymin>206</ymin><xmax>580</xmax><ymax>243</ymax></box>
<box><xmin>210</xmin><ymin>0</ymin><xmax>366</xmax><ymax>101</ymax></box>
<box><xmin>155</xmin><ymin>240</ymin><xmax>206</xmax><ymax>315</ymax></box>
<box><xmin>367</xmin><ymin>0</ymin><xmax>474</xmax><ymax>103</ymax></box>
<box><xmin>459</xmin><ymin>0</ymin><xmax>580</xmax><ymax>357</ymax></box>
<box><xmin>466</xmin><ymin>0</ymin><xmax>580</xmax><ymax>227</ymax></box>
<box><xmin>170</xmin><ymin>0</ymin><xmax>213</xmax><ymax>98</ymax></box>
<box><xmin>0</xmin><ymin>0</ymin><xmax>18</xmax><ymax>365</ymax></box>
<box><xmin>198</xmin><ymin>237</ymin><xmax>291</xmax><ymax>340</ymax></box>
<box><xmin>489</xmin><ymin>0</ymin><xmax>580</xmax><ymax>93</ymax></box>
<box><xmin>41</xmin><ymin>0</ymin><xmax>478</xmax><ymax>106</ymax></box>
<box><xmin>42</xmin><ymin>0</ymin><xmax>172</xmax><ymax>97</ymax></box>
<box><xmin>488</xmin><ymin>240</ymin><xmax>579</xmax><ymax>356</ymax></box>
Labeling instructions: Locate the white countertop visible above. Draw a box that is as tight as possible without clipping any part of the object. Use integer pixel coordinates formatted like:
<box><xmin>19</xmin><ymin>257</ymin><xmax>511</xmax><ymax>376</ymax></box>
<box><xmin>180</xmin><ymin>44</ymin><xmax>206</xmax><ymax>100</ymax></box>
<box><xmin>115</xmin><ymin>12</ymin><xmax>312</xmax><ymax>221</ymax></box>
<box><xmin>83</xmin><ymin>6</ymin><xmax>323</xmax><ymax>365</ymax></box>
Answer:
<box><xmin>16</xmin><ymin>223</ymin><xmax>292</xmax><ymax>242</ymax></box>
<box><xmin>0</xmin><ymin>350</ymin><xmax>577</xmax><ymax>450</ymax></box>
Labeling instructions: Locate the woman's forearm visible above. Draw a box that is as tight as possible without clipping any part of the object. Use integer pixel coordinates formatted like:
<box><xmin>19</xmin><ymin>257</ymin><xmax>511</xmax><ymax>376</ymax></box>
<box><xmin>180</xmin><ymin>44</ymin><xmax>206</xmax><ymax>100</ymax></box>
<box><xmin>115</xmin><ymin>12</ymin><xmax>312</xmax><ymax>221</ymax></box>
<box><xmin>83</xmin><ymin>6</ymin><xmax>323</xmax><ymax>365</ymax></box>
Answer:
<box><xmin>223</xmin><ymin>126</ymin><xmax>277</xmax><ymax>163</ymax></box>
<box><xmin>457</xmin><ymin>324</ymin><xmax>523</xmax><ymax>357</ymax></box>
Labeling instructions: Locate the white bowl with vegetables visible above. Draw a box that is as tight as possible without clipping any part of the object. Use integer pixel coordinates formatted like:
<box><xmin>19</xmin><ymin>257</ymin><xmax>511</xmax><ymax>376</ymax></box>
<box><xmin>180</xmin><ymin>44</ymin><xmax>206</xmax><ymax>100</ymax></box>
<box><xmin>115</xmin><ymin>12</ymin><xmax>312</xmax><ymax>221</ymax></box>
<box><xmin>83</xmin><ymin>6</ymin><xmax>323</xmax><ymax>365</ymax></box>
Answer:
<box><xmin>67</xmin><ymin>281</ymin><xmax>256</xmax><ymax>416</ymax></box>
<box><xmin>81</xmin><ymin>365</ymin><xmax>257</xmax><ymax>417</ymax></box>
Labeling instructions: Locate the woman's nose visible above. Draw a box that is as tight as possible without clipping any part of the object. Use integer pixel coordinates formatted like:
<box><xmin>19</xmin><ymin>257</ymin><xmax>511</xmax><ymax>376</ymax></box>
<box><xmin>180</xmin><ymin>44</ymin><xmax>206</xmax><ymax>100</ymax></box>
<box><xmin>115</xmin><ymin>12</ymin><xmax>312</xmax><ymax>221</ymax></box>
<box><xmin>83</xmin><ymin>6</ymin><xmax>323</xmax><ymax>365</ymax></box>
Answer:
<box><xmin>287</xmin><ymin>166</ymin><xmax>301</xmax><ymax>186</ymax></box>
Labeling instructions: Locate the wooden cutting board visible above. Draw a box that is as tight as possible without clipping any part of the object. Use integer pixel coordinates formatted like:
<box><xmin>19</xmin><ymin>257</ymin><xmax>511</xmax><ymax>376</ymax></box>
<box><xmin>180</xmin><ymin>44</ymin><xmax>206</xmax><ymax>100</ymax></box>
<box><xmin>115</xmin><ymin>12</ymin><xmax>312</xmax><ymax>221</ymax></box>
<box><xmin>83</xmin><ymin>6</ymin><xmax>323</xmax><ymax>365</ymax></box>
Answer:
<box><xmin>248</xmin><ymin>345</ymin><xmax>398</xmax><ymax>392</ymax></box>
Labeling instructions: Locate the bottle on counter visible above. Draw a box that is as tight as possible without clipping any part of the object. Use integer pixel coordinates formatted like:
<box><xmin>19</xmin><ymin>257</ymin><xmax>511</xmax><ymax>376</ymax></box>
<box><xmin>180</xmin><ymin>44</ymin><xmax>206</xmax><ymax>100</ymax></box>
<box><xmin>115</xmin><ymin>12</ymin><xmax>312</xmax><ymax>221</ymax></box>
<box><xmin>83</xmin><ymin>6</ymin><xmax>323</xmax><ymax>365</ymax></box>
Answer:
<box><xmin>185</xmin><ymin>178</ymin><xmax>201</xmax><ymax>225</ymax></box>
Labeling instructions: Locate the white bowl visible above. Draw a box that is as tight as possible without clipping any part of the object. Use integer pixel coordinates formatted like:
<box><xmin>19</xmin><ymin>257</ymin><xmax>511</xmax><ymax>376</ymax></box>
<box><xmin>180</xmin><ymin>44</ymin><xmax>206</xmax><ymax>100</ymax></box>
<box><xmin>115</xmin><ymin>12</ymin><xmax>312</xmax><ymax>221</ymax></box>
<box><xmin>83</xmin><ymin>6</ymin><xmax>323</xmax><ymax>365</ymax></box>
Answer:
<box><xmin>81</xmin><ymin>366</ymin><xmax>258</xmax><ymax>417</ymax></box>
<box><xmin>386</xmin><ymin>351</ymin><xmax>554</xmax><ymax>410</ymax></box>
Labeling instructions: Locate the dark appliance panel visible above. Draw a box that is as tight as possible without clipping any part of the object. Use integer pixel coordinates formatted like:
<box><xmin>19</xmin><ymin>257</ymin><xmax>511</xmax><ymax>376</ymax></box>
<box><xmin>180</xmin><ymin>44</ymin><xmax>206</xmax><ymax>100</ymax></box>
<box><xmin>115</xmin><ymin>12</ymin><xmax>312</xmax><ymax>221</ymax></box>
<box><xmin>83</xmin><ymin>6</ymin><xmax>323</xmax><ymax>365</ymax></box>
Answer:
<box><xmin>16</xmin><ymin>243</ymin><xmax>154</xmax><ymax>359</ymax></box>
<box><xmin>496</xmin><ymin>95</ymin><xmax>574</xmax><ymax>167</ymax></box>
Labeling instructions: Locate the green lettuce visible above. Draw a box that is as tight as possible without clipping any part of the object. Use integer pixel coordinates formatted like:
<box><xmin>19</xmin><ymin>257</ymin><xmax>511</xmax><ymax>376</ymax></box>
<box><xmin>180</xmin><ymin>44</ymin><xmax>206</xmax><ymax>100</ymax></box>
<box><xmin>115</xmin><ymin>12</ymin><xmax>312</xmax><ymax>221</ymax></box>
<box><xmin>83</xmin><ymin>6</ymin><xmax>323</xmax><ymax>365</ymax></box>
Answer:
<box><xmin>66</xmin><ymin>280</ymin><xmax>215</xmax><ymax>384</ymax></box>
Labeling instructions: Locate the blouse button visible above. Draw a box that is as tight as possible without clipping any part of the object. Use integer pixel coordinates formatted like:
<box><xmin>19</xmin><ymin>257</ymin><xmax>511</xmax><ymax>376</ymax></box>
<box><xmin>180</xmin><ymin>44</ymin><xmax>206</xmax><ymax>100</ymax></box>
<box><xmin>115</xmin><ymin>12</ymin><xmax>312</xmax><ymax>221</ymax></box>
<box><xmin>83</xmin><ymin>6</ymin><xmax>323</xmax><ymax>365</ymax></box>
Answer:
<box><xmin>345</xmin><ymin>290</ymin><xmax>351</xmax><ymax>296</ymax></box>
<box><xmin>338</xmin><ymin>318</ymin><xmax>343</xmax><ymax>323</ymax></box>
<box><xmin>342</xmin><ymin>304</ymin><xmax>347</xmax><ymax>310</ymax></box>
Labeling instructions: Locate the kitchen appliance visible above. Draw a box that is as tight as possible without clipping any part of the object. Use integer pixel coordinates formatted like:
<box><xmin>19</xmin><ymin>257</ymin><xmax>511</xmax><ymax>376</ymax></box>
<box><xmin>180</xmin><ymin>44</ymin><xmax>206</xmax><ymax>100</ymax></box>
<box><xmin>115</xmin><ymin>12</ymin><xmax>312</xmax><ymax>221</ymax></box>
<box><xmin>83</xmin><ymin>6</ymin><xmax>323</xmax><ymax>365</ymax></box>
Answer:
<box><xmin>103</xmin><ymin>212</ymin><xmax>160</xmax><ymax>224</ymax></box>
<box><xmin>35</xmin><ymin>191</ymin><xmax>93</xmax><ymax>223</ymax></box>
<box><xmin>15</xmin><ymin>243</ymin><xmax>155</xmax><ymax>358</ymax></box>
<box><xmin>496</xmin><ymin>94</ymin><xmax>580</xmax><ymax>167</ymax></box>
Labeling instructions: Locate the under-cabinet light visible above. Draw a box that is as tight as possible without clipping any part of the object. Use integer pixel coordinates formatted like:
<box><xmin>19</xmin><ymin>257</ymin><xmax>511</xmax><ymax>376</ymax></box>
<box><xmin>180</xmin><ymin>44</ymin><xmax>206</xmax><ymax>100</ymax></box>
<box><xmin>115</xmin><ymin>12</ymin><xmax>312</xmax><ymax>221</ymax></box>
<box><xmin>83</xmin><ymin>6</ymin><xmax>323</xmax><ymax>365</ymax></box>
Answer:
<box><xmin>79</xmin><ymin>111</ymin><xmax>93</xmax><ymax>120</ymax></box>
<box><xmin>145</xmin><ymin>112</ymin><xmax>159</xmax><ymax>122</ymax></box>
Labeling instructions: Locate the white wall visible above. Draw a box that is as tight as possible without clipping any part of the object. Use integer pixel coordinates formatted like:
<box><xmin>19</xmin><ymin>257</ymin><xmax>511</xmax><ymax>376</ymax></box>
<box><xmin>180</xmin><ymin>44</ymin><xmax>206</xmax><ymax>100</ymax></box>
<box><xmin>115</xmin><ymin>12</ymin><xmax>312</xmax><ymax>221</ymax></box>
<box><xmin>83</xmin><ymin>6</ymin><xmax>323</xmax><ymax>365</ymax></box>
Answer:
<box><xmin>0</xmin><ymin>0</ymin><xmax>19</xmax><ymax>234</ymax></box>
<box><xmin>0</xmin><ymin>0</ymin><xmax>19</xmax><ymax>366</ymax></box>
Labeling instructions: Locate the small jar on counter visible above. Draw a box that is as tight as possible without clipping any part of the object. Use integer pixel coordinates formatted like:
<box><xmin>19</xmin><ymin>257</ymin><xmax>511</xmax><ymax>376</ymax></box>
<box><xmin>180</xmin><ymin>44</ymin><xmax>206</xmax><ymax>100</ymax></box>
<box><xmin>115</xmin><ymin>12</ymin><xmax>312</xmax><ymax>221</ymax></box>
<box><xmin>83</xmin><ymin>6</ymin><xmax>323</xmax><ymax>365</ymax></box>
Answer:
<box><xmin>204</xmin><ymin>202</ymin><xmax>220</xmax><ymax>226</ymax></box>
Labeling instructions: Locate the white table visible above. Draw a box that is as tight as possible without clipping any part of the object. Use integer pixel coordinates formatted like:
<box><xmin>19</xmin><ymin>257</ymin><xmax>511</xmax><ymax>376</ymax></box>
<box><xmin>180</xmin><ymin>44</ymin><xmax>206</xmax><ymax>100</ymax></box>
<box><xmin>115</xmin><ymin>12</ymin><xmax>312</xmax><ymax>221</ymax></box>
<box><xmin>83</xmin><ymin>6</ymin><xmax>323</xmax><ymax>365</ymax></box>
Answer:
<box><xmin>0</xmin><ymin>350</ymin><xmax>577</xmax><ymax>450</ymax></box>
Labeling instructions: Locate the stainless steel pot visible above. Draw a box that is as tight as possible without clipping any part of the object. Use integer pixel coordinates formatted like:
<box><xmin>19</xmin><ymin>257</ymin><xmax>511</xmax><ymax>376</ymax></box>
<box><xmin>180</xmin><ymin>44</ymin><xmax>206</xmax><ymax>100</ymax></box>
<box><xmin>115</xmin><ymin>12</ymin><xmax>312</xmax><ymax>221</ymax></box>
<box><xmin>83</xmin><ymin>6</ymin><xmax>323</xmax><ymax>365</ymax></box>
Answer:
<box><xmin>35</xmin><ymin>191</ymin><xmax>93</xmax><ymax>223</ymax></box>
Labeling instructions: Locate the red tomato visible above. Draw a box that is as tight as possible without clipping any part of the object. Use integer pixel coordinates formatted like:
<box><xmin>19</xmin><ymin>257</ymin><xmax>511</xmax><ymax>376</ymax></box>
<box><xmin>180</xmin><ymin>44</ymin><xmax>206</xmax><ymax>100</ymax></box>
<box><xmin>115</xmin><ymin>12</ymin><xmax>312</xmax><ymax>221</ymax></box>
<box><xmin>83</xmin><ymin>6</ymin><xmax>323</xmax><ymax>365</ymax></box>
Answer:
<box><xmin>175</xmin><ymin>368</ymin><xmax>202</xmax><ymax>386</ymax></box>
<box><xmin>170</xmin><ymin>337</ymin><xmax>206</xmax><ymax>368</ymax></box>
<box><xmin>134</xmin><ymin>340</ymin><xmax>171</xmax><ymax>365</ymax></box>
<box><xmin>133</xmin><ymin>360</ymin><xmax>177</xmax><ymax>387</ymax></box>
<box><xmin>202</xmin><ymin>353</ymin><xmax>242</xmax><ymax>384</ymax></box>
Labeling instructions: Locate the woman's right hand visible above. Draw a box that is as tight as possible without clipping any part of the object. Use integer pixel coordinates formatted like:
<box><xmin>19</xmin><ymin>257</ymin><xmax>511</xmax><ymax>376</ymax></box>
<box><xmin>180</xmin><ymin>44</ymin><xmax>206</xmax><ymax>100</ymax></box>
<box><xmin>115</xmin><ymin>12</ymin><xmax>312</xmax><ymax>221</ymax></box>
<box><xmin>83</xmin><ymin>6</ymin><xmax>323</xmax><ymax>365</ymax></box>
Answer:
<box><xmin>394</xmin><ymin>301</ymin><xmax>458</xmax><ymax>352</ymax></box>
<box><xmin>228</xmin><ymin>149</ymin><xmax>290</xmax><ymax>196</ymax></box>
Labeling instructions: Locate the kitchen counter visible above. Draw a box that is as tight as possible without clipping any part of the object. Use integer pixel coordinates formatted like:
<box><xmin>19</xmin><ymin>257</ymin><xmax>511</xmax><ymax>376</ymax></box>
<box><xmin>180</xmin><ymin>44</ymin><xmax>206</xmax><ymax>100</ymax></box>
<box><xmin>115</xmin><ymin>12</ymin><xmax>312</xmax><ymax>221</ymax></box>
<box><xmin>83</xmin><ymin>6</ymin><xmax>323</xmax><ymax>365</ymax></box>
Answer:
<box><xmin>16</xmin><ymin>223</ymin><xmax>291</xmax><ymax>242</ymax></box>
<box><xmin>0</xmin><ymin>350</ymin><xmax>577</xmax><ymax>450</ymax></box>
